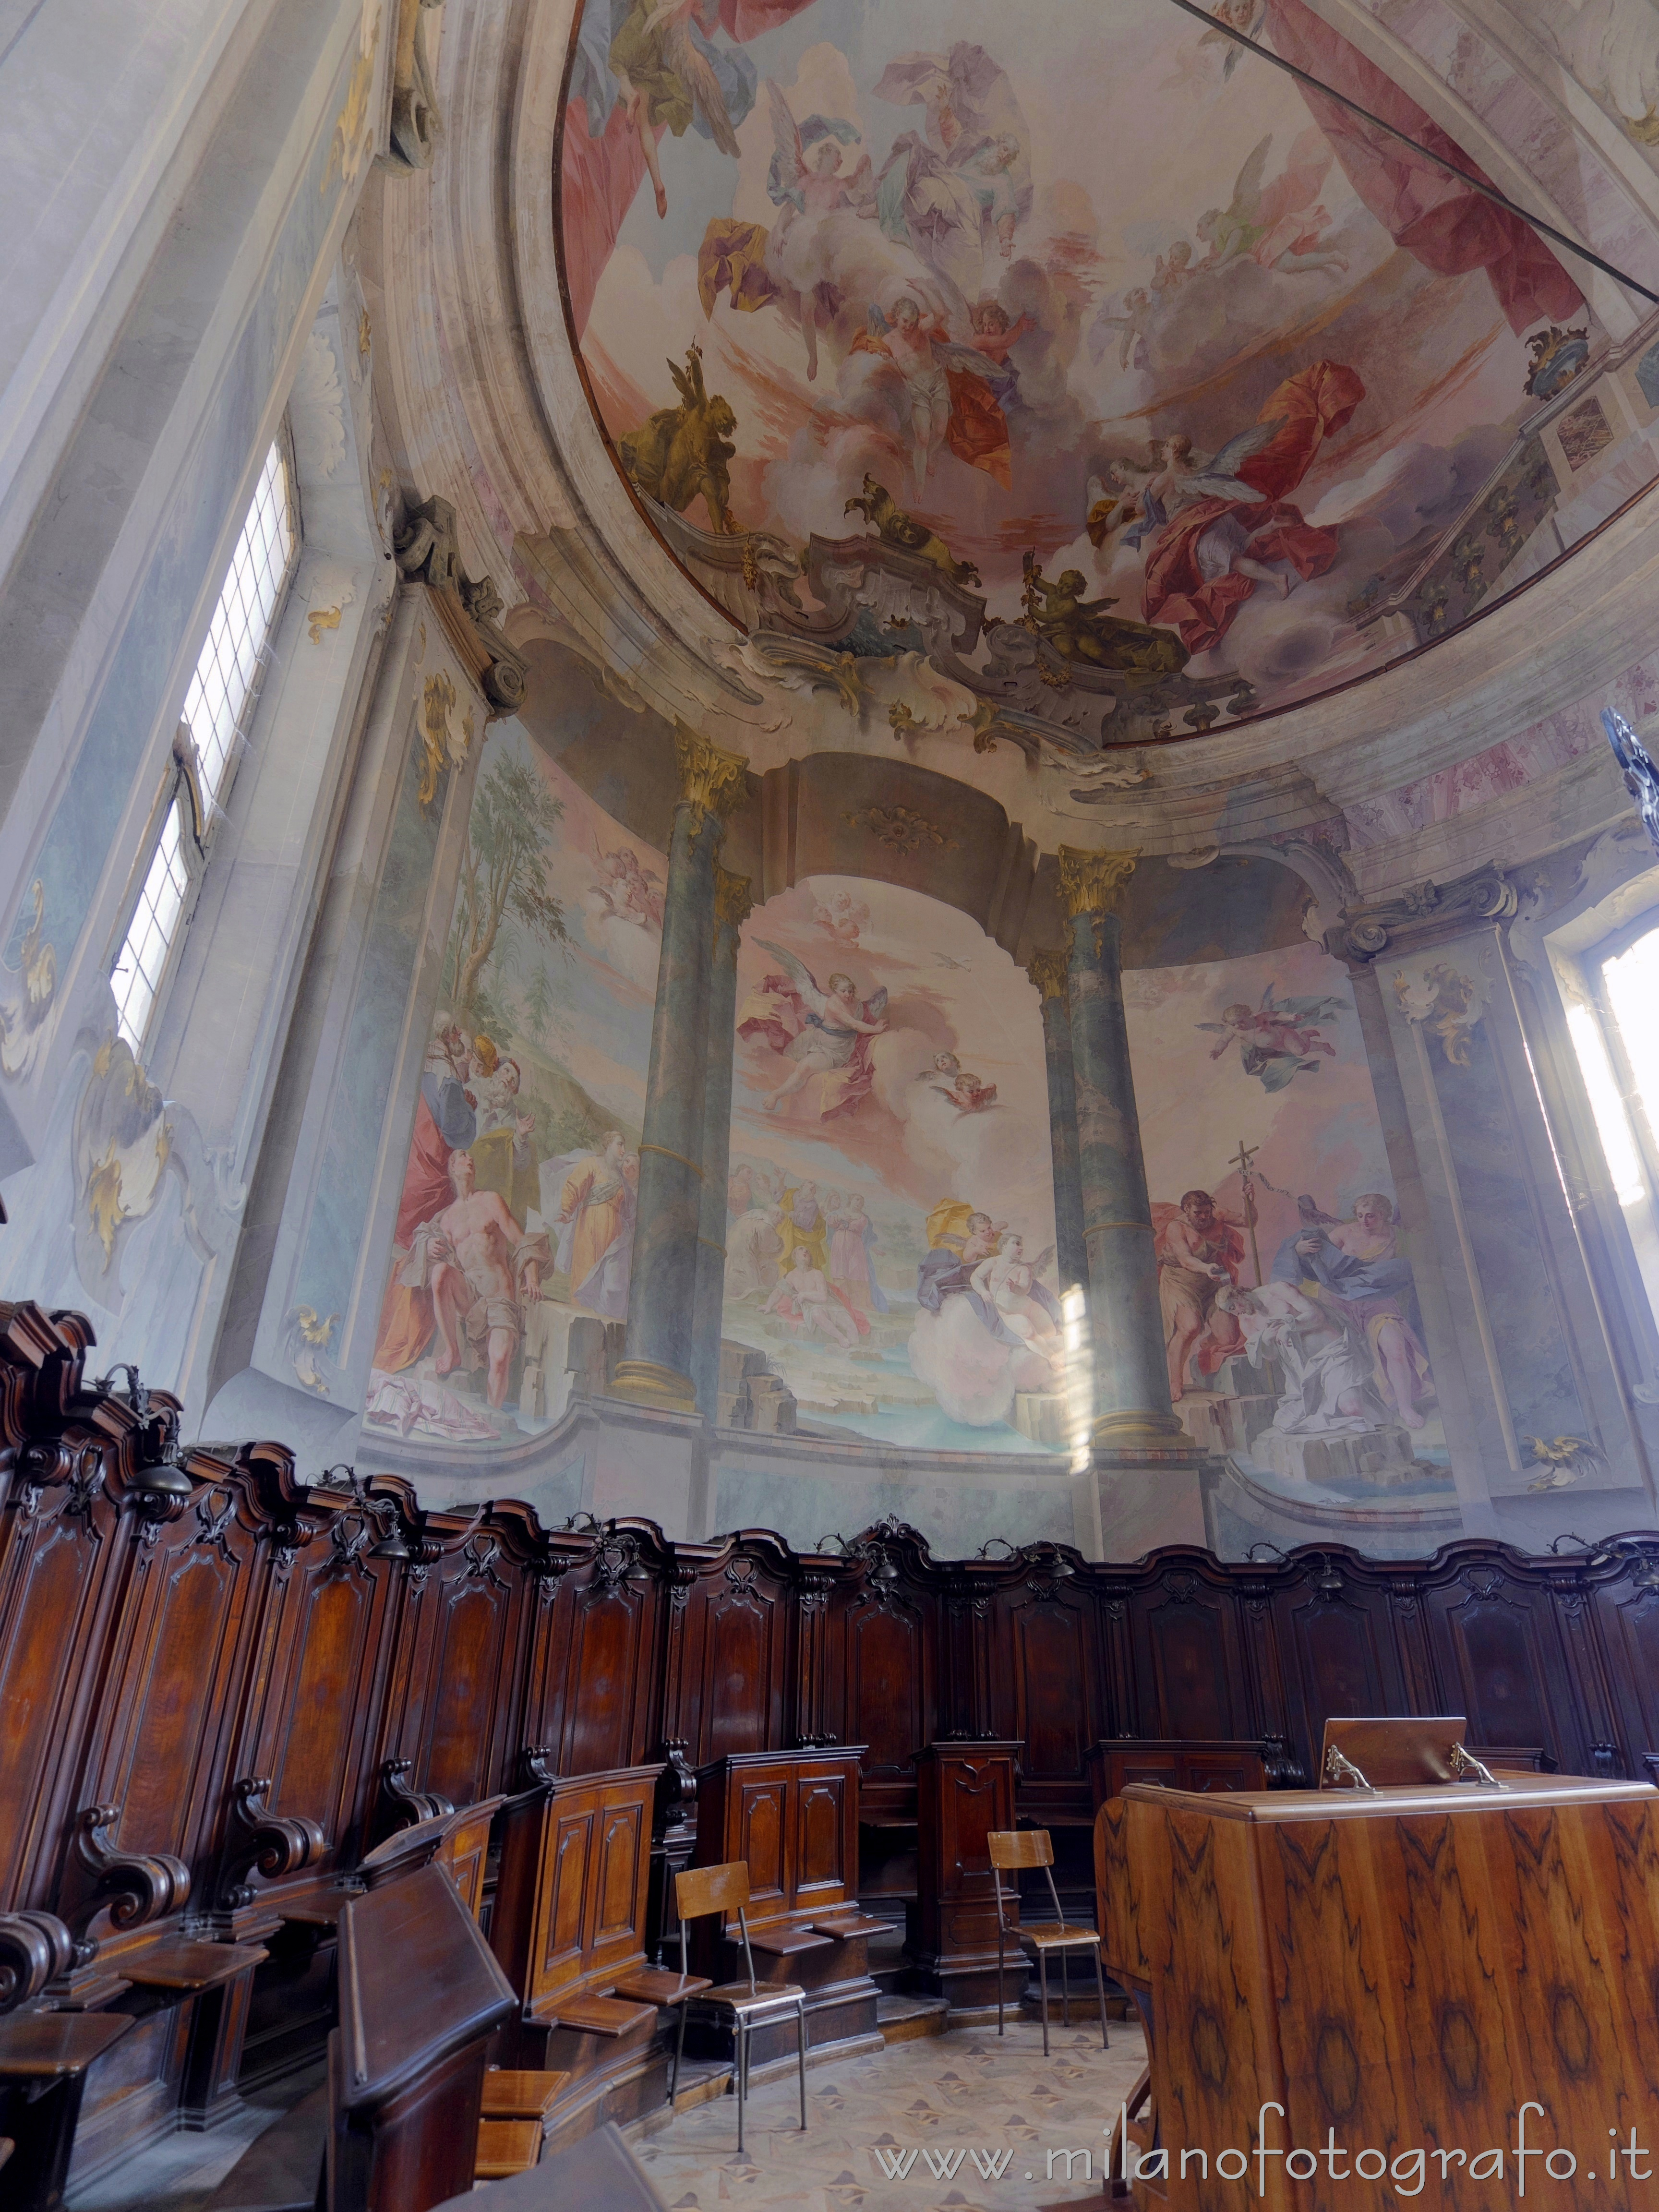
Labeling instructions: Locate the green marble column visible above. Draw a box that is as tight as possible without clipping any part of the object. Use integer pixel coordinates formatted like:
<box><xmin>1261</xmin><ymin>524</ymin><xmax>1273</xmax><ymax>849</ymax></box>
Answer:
<box><xmin>690</xmin><ymin>864</ymin><xmax>753</xmax><ymax>1421</ymax></box>
<box><xmin>1058</xmin><ymin>846</ymin><xmax>1188</xmax><ymax>1451</ymax></box>
<box><xmin>1027</xmin><ymin>948</ymin><xmax>1087</xmax><ymax>1297</ymax></box>
<box><xmin>613</xmin><ymin>729</ymin><xmax>747</xmax><ymax>1415</ymax></box>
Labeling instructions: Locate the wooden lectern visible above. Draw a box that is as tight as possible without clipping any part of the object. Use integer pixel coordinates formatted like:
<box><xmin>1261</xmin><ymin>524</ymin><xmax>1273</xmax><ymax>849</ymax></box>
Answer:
<box><xmin>1097</xmin><ymin>1759</ymin><xmax>1659</xmax><ymax>2207</ymax></box>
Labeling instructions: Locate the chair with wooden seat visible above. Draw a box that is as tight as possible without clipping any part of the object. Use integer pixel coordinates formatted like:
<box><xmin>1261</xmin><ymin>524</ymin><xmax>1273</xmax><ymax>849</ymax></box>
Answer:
<box><xmin>987</xmin><ymin>1828</ymin><xmax>1109</xmax><ymax>2057</ymax></box>
<box><xmin>668</xmin><ymin>1863</ymin><xmax>808</xmax><ymax>2153</ymax></box>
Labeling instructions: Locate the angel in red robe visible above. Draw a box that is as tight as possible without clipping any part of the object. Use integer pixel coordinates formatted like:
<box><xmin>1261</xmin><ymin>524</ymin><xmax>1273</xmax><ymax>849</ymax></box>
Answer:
<box><xmin>1113</xmin><ymin>360</ymin><xmax>1363</xmax><ymax>655</ymax></box>
<box><xmin>737</xmin><ymin>944</ymin><xmax>889</xmax><ymax>1120</ymax></box>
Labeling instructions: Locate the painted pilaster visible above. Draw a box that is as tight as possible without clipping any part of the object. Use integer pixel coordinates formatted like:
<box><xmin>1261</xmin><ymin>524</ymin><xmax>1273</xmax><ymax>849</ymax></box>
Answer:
<box><xmin>691</xmin><ymin>863</ymin><xmax>753</xmax><ymax>1421</ymax></box>
<box><xmin>1026</xmin><ymin>947</ymin><xmax>1087</xmax><ymax>1297</ymax></box>
<box><xmin>613</xmin><ymin>728</ymin><xmax>747</xmax><ymax>1414</ymax></box>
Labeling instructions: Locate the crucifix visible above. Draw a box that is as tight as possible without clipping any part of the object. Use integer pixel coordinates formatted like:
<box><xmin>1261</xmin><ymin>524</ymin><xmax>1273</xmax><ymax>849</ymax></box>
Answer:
<box><xmin>1229</xmin><ymin>1137</ymin><xmax>1262</xmax><ymax>1286</ymax></box>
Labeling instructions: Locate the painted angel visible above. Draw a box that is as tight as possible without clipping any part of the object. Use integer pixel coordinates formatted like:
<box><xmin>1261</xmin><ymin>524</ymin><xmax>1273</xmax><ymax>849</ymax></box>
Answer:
<box><xmin>609</xmin><ymin>0</ymin><xmax>755</xmax><ymax>220</ymax></box>
<box><xmin>736</xmin><ymin>943</ymin><xmax>890</xmax><ymax>1119</ymax></box>
<box><xmin>924</xmin><ymin>1052</ymin><xmax>999</xmax><ymax>1115</ymax></box>
<box><xmin>853</xmin><ymin>298</ymin><xmax>1011</xmax><ymax>494</ymax></box>
<box><xmin>1195</xmin><ymin>131</ymin><xmax>1348</xmax><ymax>279</ymax></box>
<box><xmin>1198</xmin><ymin>981</ymin><xmax>1349</xmax><ymax>1092</ymax></box>
<box><xmin>872</xmin><ymin>45</ymin><xmax>1032</xmax><ymax>308</ymax></box>
<box><xmin>757</xmin><ymin>81</ymin><xmax>876</xmax><ymax>379</ymax></box>
<box><xmin>1087</xmin><ymin>287</ymin><xmax>1154</xmax><ymax>373</ymax></box>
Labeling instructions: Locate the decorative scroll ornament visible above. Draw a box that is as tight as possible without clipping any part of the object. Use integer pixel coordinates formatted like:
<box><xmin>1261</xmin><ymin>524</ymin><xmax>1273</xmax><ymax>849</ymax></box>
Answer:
<box><xmin>220</xmin><ymin>1779</ymin><xmax>325</xmax><ymax>1911</ymax></box>
<box><xmin>1341</xmin><ymin>863</ymin><xmax>1518</xmax><ymax>961</ymax></box>
<box><xmin>394</xmin><ymin>494</ymin><xmax>528</xmax><ymax>716</ymax></box>
<box><xmin>672</xmin><ymin>724</ymin><xmax>748</xmax><ymax>833</ymax></box>
<box><xmin>381</xmin><ymin>1757</ymin><xmax>453</xmax><ymax>1829</ymax></box>
<box><xmin>74</xmin><ymin>1804</ymin><xmax>191</xmax><ymax>1933</ymax></box>
<box><xmin>843</xmin><ymin>804</ymin><xmax>959</xmax><ymax>858</ymax></box>
<box><xmin>1056</xmin><ymin>845</ymin><xmax>1139</xmax><ymax>918</ymax></box>
<box><xmin>1025</xmin><ymin>947</ymin><xmax>1069</xmax><ymax>1001</ymax></box>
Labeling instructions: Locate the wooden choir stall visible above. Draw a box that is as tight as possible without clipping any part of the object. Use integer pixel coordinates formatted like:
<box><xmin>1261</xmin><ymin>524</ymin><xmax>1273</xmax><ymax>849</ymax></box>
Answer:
<box><xmin>1096</xmin><ymin>1720</ymin><xmax>1659</xmax><ymax>2207</ymax></box>
<box><xmin>8</xmin><ymin>1301</ymin><xmax>1659</xmax><ymax>2200</ymax></box>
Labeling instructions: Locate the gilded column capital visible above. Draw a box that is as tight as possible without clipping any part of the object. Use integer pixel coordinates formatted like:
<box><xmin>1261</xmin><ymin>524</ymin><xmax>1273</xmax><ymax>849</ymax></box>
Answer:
<box><xmin>712</xmin><ymin>864</ymin><xmax>754</xmax><ymax>960</ymax></box>
<box><xmin>673</xmin><ymin>723</ymin><xmax>748</xmax><ymax>833</ymax></box>
<box><xmin>1025</xmin><ymin>947</ymin><xmax>1070</xmax><ymax>1001</ymax></box>
<box><xmin>1057</xmin><ymin>846</ymin><xmax>1139</xmax><ymax>919</ymax></box>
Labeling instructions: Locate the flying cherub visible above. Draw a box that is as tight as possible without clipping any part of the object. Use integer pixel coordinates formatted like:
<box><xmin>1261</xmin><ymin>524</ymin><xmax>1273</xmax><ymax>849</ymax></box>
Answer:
<box><xmin>737</xmin><ymin>943</ymin><xmax>890</xmax><ymax>1118</ymax></box>
<box><xmin>924</xmin><ymin>1051</ymin><xmax>999</xmax><ymax>1115</ymax></box>
<box><xmin>1199</xmin><ymin>982</ymin><xmax>1349</xmax><ymax>1092</ymax></box>
<box><xmin>609</xmin><ymin>0</ymin><xmax>751</xmax><ymax>222</ymax></box>
<box><xmin>1087</xmin><ymin>287</ymin><xmax>1154</xmax><ymax>372</ymax></box>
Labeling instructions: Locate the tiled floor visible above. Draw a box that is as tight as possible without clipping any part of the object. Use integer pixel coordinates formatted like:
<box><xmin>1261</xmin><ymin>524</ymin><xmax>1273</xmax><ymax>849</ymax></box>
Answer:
<box><xmin>633</xmin><ymin>2018</ymin><xmax>1150</xmax><ymax>2211</ymax></box>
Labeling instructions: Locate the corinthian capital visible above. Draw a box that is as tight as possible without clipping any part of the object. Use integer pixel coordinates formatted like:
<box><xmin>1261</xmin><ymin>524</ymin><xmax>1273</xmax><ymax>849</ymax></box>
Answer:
<box><xmin>1025</xmin><ymin>948</ymin><xmax>1069</xmax><ymax>1001</ymax></box>
<box><xmin>1056</xmin><ymin>846</ymin><xmax>1139</xmax><ymax>919</ymax></box>
<box><xmin>673</xmin><ymin>724</ymin><xmax>748</xmax><ymax>833</ymax></box>
<box><xmin>713</xmin><ymin>864</ymin><xmax>754</xmax><ymax>946</ymax></box>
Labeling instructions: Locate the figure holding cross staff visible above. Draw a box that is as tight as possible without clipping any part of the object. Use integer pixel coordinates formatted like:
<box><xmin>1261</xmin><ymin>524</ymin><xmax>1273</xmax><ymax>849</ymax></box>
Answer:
<box><xmin>1229</xmin><ymin>1137</ymin><xmax>1264</xmax><ymax>1287</ymax></box>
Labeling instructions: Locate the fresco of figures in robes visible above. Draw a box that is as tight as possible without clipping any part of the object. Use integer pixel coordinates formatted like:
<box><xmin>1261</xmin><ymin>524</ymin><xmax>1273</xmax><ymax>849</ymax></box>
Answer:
<box><xmin>721</xmin><ymin>877</ymin><xmax>1067</xmax><ymax>1454</ymax></box>
<box><xmin>1123</xmin><ymin>938</ymin><xmax>1456</xmax><ymax>1512</ymax></box>
<box><xmin>554</xmin><ymin>0</ymin><xmax>1653</xmax><ymax>720</ymax></box>
<box><xmin>363</xmin><ymin>729</ymin><xmax>661</xmax><ymax>1447</ymax></box>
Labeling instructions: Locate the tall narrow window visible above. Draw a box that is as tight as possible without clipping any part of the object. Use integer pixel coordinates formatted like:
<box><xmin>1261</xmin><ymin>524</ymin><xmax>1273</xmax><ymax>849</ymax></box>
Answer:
<box><xmin>1566</xmin><ymin>915</ymin><xmax>1659</xmax><ymax>1328</ymax></box>
<box><xmin>111</xmin><ymin>441</ymin><xmax>298</xmax><ymax>1048</ymax></box>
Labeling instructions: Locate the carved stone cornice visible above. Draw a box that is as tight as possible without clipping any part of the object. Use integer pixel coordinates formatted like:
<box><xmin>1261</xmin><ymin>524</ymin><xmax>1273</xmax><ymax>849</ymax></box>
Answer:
<box><xmin>1057</xmin><ymin>845</ymin><xmax>1139</xmax><ymax>918</ymax></box>
<box><xmin>1338</xmin><ymin>863</ymin><xmax>1519</xmax><ymax>962</ymax></box>
<box><xmin>393</xmin><ymin>495</ymin><xmax>528</xmax><ymax>716</ymax></box>
<box><xmin>1025</xmin><ymin>947</ymin><xmax>1069</xmax><ymax>1001</ymax></box>
<box><xmin>673</xmin><ymin>723</ymin><xmax>748</xmax><ymax>833</ymax></box>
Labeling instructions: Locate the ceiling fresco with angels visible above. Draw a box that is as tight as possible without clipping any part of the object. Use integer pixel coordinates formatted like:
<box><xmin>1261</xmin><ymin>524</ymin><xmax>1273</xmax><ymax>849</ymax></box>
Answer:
<box><xmin>555</xmin><ymin>0</ymin><xmax>1659</xmax><ymax>741</ymax></box>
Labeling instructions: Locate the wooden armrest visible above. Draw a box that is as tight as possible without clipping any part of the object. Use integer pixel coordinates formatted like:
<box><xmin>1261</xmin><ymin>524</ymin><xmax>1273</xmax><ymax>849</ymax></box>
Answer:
<box><xmin>747</xmin><ymin>1928</ymin><xmax>835</xmax><ymax>1957</ymax></box>
<box><xmin>0</xmin><ymin>2012</ymin><xmax>134</xmax><ymax>2077</ymax></box>
<box><xmin>609</xmin><ymin>1967</ymin><xmax>711</xmax><ymax>2007</ymax></box>
<box><xmin>123</xmin><ymin>1939</ymin><xmax>269</xmax><ymax>1991</ymax></box>
<box><xmin>811</xmin><ymin>1915</ymin><xmax>887</xmax><ymax>1940</ymax></box>
<box><xmin>481</xmin><ymin>2070</ymin><xmax>571</xmax><ymax>2121</ymax></box>
<box><xmin>477</xmin><ymin>2119</ymin><xmax>543</xmax><ymax>2177</ymax></box>
<box><xmin>548</xmin><ymin>1994</ymin><xmax>657</xmax><ymax>2036</ymax></box>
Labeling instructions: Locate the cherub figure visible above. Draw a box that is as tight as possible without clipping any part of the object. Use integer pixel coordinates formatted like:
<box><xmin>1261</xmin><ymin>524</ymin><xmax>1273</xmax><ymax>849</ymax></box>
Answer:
<box><xmin>811</xmin><ymin>887</ymin><xmax>869</xmax><ymax>947</ymax></box>
<box><xmin>927</xmin><ymin>1052</ymin><xmax>999</xmax><ymax>1114</ymax></box>
<box><xmin>1152</xmin><ymin>239</ymin><xmax>1194</xmax><ymax>296</ymax></box>
<box><xmin>1199</xmin><ymin>982</ymin><xmax>1348</xmax><ymax>1091</ymax></box>
<box><xmin>1194</xmin><ymin>132</ymin><xmax>1348</xmax><ymax>279</ymax></box>
<box><xmin>761</xmin><ymin>81</ymin><xmax>875</xmax><ymax>380</ymax></box>
<box><xmin>1021</xmin><ymin>555</ymin><xmax>1188</xmax><ymax>674</ymax></box>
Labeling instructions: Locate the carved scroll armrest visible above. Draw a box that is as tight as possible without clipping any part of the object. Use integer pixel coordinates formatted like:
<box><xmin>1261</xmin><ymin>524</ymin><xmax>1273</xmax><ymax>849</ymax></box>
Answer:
<box><xmin>74</xmin><ymin>1803</ymin><xmax>191</xmax><ymax>1932</ymax></box>
<box><xmin>221</xmin><ymin>1777</ymin><xmax>327</xmax><ymax>1909</ymax></box>
<box><xmin>380</xmin><ymin>1758</ymin><xmax>454</xmax><ymax>1829</ymax></box>
<box><xmin>0</xmin><ymin>1910</ymin><xmax>75</xmax><ymax>2012</ymax></box>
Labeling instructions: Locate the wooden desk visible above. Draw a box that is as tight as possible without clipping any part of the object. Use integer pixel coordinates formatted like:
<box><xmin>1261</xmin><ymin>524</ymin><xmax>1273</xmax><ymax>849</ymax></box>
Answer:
<box><xmin>1097</xmin><ymin>1772</ymin><xmax>1659</xmax><ymax>2207</ymax></box>
<box><xmin>431</xmin><ymin>2119</ymin><xmax>668</xmax><ymax>2210</ymax></box>
<box><xmin>906</xmin><ymin>1742</ymin><xmax>1021</xmax><ymax>2010</ymax></box>
<box><xmin>691</xmin><ymin>1750</ymin><xmax>881</xmax><ymax>2064</ymax></box>
<box><xmin>488</xmin><ymin>1763</ymin><xmax>665</xmax><ymax>2143</ymax></box>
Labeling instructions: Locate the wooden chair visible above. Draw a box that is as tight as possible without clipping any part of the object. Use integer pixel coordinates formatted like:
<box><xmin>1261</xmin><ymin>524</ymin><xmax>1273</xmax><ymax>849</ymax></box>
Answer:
<box><xmin>986</xmin><ymin>1829</ymin><xmax>1109</xmax><ymax>2057</ymax></box>
<box><xmin>669</xmin><ymin>1863</ymin><xmax>808</xmax><ymax>2153</ymax></box>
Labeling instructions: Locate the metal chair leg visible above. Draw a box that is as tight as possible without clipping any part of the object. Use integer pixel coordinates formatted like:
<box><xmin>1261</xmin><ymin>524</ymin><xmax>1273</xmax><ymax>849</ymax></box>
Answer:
<box><xmin>670</xmin><ymin>1997</ymin><xmax>689</xmax><ymax>2105</ymax></box>
<box><xmin>736</xmin><ymin>2019</ymin><xmax>746</xmax><ymax>2155</ymax></box>
<box><xmin>1093</xmin><ymin>1943</ymin><xmax>1110</xmax><ymax>2050</ymax></box>
<box><xmin>996</xmin><ymin>1924</ymin><xmax>1005</xmax><ymax>2035</ymax></box>
<box><xmin>797</xmin><ymin>2000</ymin><xmax>808</xmax><ymax>2130</ymax></box>
<box><xmin>1062</xmin><ymin>1949</ymin><xmax>1070</xmax><ymax>2030</ymax></box>
<box><xmin>1039</xmin><ymin>1947</ymin><xmax>1050</xmax><ymax>2057</ymax></box>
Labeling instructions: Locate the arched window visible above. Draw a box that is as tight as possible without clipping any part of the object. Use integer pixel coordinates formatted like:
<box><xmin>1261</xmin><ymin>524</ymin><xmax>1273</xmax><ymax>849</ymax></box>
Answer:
<box><xmin>110</xmin><ymin>438</ymin><xmax>299</xmax><ymax>1048</ymax></box>
<box><xmin>1568</xmin><ymin>914</ymin><xmax>1659</xmax><ymax>1323</ymax></box>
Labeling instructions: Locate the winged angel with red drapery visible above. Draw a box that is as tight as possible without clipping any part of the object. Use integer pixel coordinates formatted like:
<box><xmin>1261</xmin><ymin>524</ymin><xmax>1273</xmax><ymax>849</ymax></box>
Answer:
<box><xmin>737</xmin><ymin>945</ymin><xmax>890</xmax><ymax>1120</ymax></box>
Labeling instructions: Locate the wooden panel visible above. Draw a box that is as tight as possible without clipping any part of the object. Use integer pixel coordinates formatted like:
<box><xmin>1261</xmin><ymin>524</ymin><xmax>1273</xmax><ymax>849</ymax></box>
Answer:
<box><xmin>1426</xmin><ymin>1572</ymin><xmax>1559</xmax><ymax>1758</ymax></box>
<box><xmin>796</xmin><ymin>1774</ymin><xmax>846</xmax><ymax>1904</ymax></box>
<box><xmin>1136</xmin><ymin>1576</ymin><xmax>1246</xmax><ymax>1742</ymax></box>
<box><xmin>846</xmin><ymin>1602</ymin><xmax>926</xmax><ymax>1780</ymax></box>
<box><xmin>734</xmin><ymin>1779</ymin><xmax>790</xmax><ymax>1914</ymax></box>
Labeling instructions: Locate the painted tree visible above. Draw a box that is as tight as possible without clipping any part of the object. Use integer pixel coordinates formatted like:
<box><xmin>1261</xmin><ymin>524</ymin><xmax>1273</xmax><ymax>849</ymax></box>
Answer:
<box><xmin>450</xmin><ymin>751</ymin><xmax>567</xmax><ymax>1014</ymax></box>
<box><xmin>521</xmin><ymin>958</ymin><xmax>557</xmax><ymax>1045</ymax></box>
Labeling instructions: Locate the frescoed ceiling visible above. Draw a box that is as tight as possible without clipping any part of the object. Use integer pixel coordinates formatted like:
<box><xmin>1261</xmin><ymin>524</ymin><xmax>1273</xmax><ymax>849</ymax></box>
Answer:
<box><xmin>550</xmin><ymin>0</ymin><xmax>1659</xmax><ymax>749</ymax></box>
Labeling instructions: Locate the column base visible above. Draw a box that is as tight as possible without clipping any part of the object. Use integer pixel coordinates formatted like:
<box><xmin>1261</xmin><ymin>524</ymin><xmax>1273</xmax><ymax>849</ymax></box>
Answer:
<box><xmin>1090</xmin><ymin>1407</ymin><xmax>1198</xmax><ymax>1451</ymax></box>
<box><xmin>1093</xmin><ymin>1435</ymin><xmax>1212</xmax><ymax>1558</ymax></box>
<box><xmin>609</xmin><ymin>1358</ymin><xmax>699</xmax><ymax>1416</ymax></box>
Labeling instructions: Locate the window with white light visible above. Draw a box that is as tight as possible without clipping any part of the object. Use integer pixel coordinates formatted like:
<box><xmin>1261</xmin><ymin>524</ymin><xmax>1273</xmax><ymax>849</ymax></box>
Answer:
<box><xmin>1566</xmin><ymin>915</ymin><xmax>1659</xmax><ymax>1325</ymax></box>
<box><xmin>111</xmin><ymin>441</ymin><xmax>297</xmax><ymax>1049</ymax></box>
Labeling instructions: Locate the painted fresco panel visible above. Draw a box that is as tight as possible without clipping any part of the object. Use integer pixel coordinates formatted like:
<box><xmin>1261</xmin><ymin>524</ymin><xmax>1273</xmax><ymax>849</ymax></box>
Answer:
<box><xmin>359</xmin><ymin>727</ymin><xmax>661</xmax><ymax>1451</ymax></box>
<box><xmin>1124</xmin><ymin>938</ymin><xmax>1457</xmax><ymax>1519</ymax></box>
<box><xmin>721</xmin><ymin>876</ymin><xmax>1061</xmax><ymax>1455</ymax></box>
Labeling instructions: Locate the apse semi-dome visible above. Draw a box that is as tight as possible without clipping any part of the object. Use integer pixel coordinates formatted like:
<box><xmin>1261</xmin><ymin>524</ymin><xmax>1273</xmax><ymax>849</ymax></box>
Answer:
<box><xmin>551</xmin><ymin>0</ymin><xmax>1659</xmax><ymax>744</ymax></box>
